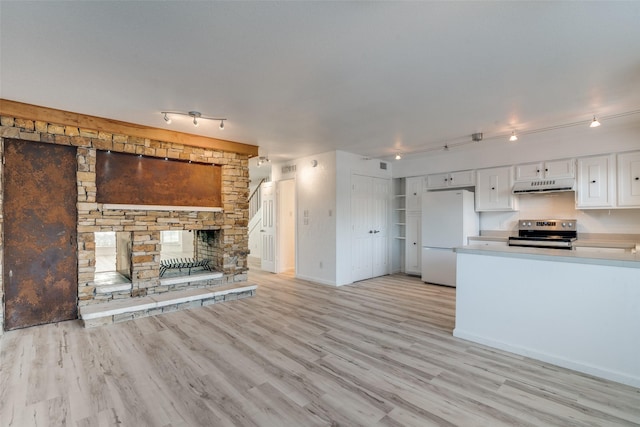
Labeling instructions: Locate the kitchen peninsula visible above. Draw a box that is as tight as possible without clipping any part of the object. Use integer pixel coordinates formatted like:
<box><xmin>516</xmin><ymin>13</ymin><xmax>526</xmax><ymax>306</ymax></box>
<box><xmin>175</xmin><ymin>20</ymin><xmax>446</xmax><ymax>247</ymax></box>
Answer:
<box><xmin>454</xmin><ymin>245</ymin><xmax>640</xmax><ymax>388</ymax></box>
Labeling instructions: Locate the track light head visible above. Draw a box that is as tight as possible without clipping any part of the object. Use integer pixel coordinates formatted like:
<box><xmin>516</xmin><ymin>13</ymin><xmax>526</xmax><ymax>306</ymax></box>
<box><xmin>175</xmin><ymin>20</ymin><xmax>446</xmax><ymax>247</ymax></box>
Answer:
<box><xmin>590</xmin><ymin>115</ymin><xmax>601</xmax><ymax>128</ymax></box>
<box><xmin>219</xmin><ymin>120</ymin><xmax>224</xmax><ymax>130</ymax></box>
<box><xmin>163</xmin><ymin>113</ymin><xmax>172</xmax><ymax>124</ymax></box>
<box><xmin>395</xmin><ymin>153</ymin><xmax>402</xmax><ymax>160</ymax></box>
<box><xmin>509</xmin><ymin>131</ymin><xmax>518</xmax><ymax>142</ymax></box>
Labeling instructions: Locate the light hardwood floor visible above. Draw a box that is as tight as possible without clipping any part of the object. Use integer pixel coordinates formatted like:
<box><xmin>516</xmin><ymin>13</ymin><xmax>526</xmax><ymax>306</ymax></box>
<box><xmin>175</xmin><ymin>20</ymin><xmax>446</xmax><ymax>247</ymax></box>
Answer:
<box><xmin>1</xmin><ymin>269</ymin><xmax>639</xmax><ymax>426</ymax></box>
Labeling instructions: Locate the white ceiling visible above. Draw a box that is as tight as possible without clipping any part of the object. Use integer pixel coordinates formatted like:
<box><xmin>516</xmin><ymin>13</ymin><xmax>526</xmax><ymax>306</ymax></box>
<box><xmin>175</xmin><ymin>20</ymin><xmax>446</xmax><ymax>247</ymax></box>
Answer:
<box><xmin>1</xmin><ymin>1</ymin><xmax>639</xmax><ymax>164</ymax></box>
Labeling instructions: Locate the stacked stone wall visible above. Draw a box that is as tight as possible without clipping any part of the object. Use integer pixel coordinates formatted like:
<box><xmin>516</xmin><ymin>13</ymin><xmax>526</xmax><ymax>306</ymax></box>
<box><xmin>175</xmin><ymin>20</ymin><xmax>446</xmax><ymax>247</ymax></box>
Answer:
<box><xmin>0</xmin><ymin>115</ymin><xmax>250</xmax><ymax>333</ymax></box>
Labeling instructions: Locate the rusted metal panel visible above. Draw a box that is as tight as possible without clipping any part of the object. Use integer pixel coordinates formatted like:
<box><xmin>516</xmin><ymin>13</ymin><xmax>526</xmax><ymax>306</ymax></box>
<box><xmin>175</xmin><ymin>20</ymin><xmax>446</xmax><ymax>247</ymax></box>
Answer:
<box><xmin>96</xmin><ymin>151</ymin><xmax>222</xmax><ymax>207</ymax></box>
<box><xmin>3</xmin><ymin>139</ymin><xmax>78</xmax><ymax>330</ymax></box>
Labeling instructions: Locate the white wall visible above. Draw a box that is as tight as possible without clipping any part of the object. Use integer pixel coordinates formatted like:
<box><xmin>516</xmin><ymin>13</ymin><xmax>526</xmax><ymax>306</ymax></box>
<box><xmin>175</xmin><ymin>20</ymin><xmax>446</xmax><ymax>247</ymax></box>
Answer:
<box><xmin>480</xmin><ymin>192</ymin><xmax>640</xmax><ymax>235</ymax></box>
<box><xmin>293</xmin><ymin>151</ymin><xmax>338</xmax><ymax>285</ymax></box>
<box><xmin>270</xmin><ymin>150</ymin><xmax>392</xmax><ymax>286</ymax></box>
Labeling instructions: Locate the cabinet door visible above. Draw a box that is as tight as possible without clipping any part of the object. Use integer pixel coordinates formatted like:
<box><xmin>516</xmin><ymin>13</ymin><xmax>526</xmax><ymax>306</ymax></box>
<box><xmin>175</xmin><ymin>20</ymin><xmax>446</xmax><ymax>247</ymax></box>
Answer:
<box><xmin>449</xmin><ymin>170</ymin><xmax>475</xmax><ymax>187</ymax></box>
<box><xmin>576</xmin><ymin>155</ymin><xmax>615</xmax><ymax>208</ymax></box>
<box><xmin>405</xmin><ymin>177</ymin><xmax>423</xmax><ymax>211</ymax></box>
<box><xmin>405</xmin><ymin>213</ymin><xmax>421</xmax><ymax>275</ymax></box>
<box><xmin>425</xmin><ymin>173</ymin><xmax>450</xmax><ymax>189</ymax></box>
<box><xmin>475</xmin><ymin>167</ymin><xmax>517</xmax><ymax>211</ymax></box>
<box><xmin>617</xmin><ymin>151</ymin><xmax>640</xmax><ymax>207</ymax></box>
<box><xmin>515</xmin><ymin>162</ymin><xmax>542</xmax><ymax>181</ymax></box>
<box><xmin>545</xmin><ymin>159</ymin><xmax>575</xmax><ymax>179</ymax></box>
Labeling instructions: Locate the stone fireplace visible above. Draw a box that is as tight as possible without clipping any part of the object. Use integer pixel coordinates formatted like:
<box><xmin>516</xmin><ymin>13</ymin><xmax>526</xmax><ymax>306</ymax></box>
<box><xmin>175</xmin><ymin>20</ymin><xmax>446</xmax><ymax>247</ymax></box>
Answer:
<box><xmin>0</xmin><ymin>101</ymin><xmax>257</xmax><ymax>333</ymax></box>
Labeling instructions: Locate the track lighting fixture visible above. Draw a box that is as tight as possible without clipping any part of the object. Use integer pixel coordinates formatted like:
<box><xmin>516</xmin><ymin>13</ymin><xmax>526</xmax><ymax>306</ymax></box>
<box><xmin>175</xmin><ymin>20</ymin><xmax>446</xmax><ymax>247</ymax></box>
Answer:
<box><xmin>160</xmin><ymin>110</ymin><xmax>227</xmax><ymax>129</ymax></box>
<box><xmin>256</xmin><ymin>156</ymin><xmax>271</xmax><ymax>167</ymax></box>
<box><xmin>389</xmin><ymin>109</ymin><xmax>638</xmax><ymax>160</ymax></box>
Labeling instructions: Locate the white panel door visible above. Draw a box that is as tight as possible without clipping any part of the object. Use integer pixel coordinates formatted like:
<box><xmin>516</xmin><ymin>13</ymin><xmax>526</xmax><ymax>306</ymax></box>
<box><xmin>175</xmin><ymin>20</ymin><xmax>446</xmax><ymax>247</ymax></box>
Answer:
<box><xmin>260</xmin><ymin>181</ymin><xmax>276</xmax><ymax>273</ymax></box>
<box><xmin>351</xmin><ymin>175</ymin><xmax>389</xmax><ymax>282</ymax></box>
<box><xmin>351</xmin><ymin>174</ymin><xmax>373</xmax><ymax>282</ymax></box>
<box><xmin>371</xmin><ymin>177</ymin><xmax>389</xmax><ymax>278</ymax></box>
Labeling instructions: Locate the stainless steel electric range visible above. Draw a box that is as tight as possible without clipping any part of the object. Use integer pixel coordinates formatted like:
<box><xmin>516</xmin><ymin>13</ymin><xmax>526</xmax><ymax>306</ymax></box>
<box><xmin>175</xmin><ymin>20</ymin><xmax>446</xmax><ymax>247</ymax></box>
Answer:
<box><xmin>508</xmin><ymin>219</ymin><xmax>577</xmax><ymax>250</ymax></box>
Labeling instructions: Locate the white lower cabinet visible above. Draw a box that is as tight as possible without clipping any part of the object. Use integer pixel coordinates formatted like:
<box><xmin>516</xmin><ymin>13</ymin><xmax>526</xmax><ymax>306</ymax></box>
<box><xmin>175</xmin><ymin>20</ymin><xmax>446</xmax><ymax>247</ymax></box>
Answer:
<box><xmin>405</xmin><ymin>212</ymin><xmax>421</xmax><ymax>275</ymax></box>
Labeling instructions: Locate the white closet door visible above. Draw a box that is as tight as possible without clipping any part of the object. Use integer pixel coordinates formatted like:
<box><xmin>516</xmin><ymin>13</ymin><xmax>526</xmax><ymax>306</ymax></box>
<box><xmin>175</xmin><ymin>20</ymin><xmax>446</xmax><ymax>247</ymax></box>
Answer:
<box><xmin>351</xmin><ymin>174</ymin><xmax>373</xmax><ymax>282</ymax></box>
<box><xmin>371</xmin><ymin>177</ymin><xmax>389</xmax><ymax>278</ymax></box>
<box><xmin>351</xmin><ymin>174</ymin><xmax>389</xmax><ymax>282</ymax></box>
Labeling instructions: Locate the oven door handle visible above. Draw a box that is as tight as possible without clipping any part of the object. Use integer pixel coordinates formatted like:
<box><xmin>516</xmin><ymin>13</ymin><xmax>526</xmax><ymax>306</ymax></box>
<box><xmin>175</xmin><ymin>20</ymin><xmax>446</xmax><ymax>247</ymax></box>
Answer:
<box><xmin>508</xmin><ymin>238</ymin><xmax>573</xmax><ymax>248</ymax></box>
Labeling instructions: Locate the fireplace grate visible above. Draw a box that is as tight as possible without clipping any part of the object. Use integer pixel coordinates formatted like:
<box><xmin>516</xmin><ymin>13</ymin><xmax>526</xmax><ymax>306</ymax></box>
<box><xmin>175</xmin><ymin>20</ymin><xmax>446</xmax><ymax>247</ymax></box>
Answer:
<box><xmin>160</xmin><ymin>258</ymin><xmax>211</xmax><ymax>277</ymax></box>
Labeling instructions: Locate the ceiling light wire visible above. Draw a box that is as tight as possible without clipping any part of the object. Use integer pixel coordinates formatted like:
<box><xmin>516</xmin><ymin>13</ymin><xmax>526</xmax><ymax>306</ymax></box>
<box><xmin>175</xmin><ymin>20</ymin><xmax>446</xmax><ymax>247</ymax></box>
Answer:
<box><xmin>160</xmin><ymin>110</ymin><xmax>226</xmax><ymax>129</ymax></box>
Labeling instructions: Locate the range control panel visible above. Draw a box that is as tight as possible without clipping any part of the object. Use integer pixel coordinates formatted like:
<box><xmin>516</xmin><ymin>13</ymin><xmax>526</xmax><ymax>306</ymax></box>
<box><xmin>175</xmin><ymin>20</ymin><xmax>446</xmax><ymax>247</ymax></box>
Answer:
<box><xmin>518</xmin><ymin>219</ymin><xmax>577</xmax><ymax>231</ymax></box>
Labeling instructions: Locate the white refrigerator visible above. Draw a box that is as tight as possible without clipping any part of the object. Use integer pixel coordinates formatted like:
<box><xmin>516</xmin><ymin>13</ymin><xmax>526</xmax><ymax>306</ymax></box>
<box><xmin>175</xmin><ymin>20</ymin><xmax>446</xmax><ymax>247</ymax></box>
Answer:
<box><xmin>421</xmin><ymin>190</ymin><xmax>478</xmax><ymax>287</ymax></box>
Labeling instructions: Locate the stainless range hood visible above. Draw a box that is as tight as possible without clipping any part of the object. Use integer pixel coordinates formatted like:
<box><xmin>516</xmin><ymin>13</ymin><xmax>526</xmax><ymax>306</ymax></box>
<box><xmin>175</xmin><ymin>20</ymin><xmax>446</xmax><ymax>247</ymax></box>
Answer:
<box><xmin>512</xmin><ymin>178</ymin><xmax>575</xmax><ymax>194</ymax></box>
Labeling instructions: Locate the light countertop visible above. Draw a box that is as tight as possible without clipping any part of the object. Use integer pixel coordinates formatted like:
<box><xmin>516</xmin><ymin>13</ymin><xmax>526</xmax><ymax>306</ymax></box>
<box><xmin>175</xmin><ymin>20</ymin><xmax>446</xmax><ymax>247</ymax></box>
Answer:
<box><xmin>457</xmin><ymin>244</ymin><xmax>640</xmax><ymax>269</ymax></box>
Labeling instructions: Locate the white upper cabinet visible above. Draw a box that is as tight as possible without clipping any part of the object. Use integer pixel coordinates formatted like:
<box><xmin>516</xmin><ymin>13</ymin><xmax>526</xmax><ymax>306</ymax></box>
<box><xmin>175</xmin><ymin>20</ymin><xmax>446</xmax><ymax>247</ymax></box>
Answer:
<box><xmin>515</xmin><ymin>159</ymin><xmax>575</xmax><ymax>181</ymax></box>
<box><xmin>425</xmin><ymin>170</ymin><xmax>475</xmax><ymax>189</ymax></box>
<box><xmin>405</xmin><ymin>176</ymin><xmax>423</xmax><ymax>212</ymax></box>
<box><xmin>475</xmin><ymin>166</ymin><xmax>518</xmax><ymax>211</ymax></box>
<box><xmin>617</xmin><ymin>151</ymin><xmax>640</xmax><ymax>207</ymax></box>
<box><xmin>576</xmin><ymin>154</ymin><xmax>616</xmax><ymax>208</ymax></box>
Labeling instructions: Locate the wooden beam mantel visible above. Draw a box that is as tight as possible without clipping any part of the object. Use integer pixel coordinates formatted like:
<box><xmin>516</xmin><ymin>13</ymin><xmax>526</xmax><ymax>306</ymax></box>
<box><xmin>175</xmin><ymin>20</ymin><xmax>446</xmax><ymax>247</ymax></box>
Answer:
<box><xmin>0</xmin><ymin>99</ymin><xmax>259</xmax><ymax>157</ymax></box>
